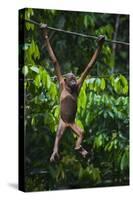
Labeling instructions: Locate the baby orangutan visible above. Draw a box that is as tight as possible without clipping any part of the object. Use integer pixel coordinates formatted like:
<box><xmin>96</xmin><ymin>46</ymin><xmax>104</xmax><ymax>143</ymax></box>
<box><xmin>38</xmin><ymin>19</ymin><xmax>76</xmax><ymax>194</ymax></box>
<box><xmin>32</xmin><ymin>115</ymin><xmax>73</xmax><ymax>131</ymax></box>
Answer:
<box><xmin>41</xmin><ymin>24</ymin><xmax>105</xmax><ymax>162</ymax></box>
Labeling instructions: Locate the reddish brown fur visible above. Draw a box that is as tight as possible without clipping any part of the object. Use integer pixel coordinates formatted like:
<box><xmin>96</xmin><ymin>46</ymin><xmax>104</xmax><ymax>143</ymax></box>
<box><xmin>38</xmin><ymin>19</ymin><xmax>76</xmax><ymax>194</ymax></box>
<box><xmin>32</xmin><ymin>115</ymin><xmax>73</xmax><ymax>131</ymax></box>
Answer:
<box><xmin>43</xmin><ymin>27</ymin><xmax>104</xmax><ymax>162</ymax></box>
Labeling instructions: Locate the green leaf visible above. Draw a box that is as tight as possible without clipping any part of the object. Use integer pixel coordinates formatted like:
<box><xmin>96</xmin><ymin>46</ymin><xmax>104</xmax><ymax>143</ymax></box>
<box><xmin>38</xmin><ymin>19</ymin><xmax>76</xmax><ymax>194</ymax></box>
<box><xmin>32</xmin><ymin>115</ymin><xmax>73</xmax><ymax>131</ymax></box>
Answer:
<box><xmin>120</xmin><ymin>75</ymin><xmax>128</xmax><ymax>94</ymax></box>
<box><xmin>93</xmin><ymin>133</ymin><xmax>104</xmax><ymax>149</ymax></box>
<box><xmin>49</xmin><ymin>82</ymin><xmax>58</xmax><ymax>100</ymax></box>
<box><xmin>110</xmin><ymin>75</ymin><xmax>115</xmax><ymax>87</ymax></box>
<box><xmin>105</xmin><ymin>141</ymin><xmax>113</xmax><ymax>152</ymax></box>
<box><xmin>41</xmin><ymin>70</ymin><xmax>47</xmax><ymax>87</ymax></box>
<box><xmin>46</xmin><ymin>75</ymin><xmax>51</xmax><ymax>89</ymax></box>
<box><xmin>28</xmin><ymin>8</ymin><xmax>34</xmax><ymax>16</ymax></box>
<box><xmin>84</xmin><ymin>15</ymin><xmax>88</xmax><ymax>28</ymax></box>
<box><xmin>114</xmin><ymin>77</ymin><xmax>121</xmax><ymax>93</ymax></box>
<box><xmin>39</xmin><ymin>92</ymin><xmax>46</xmax><ymax>102</ymax></box>
<box><xmin>30</xmin><ymin>66</ymin><xmax>39</xmax><ymax>73</ymax></box>
<box><xmin>75</xmin><ymin>119</ymin><xmax>84</xmax><ymax>130</ymax></box>
<box><xmin>100</xmin><ymin>78</ymin><xmax>106</xmax><ymax>90</ymax></box>
<box><xmin>41</xmin><ymin>69</ymin><xmax>51</xmax><ymax>89</ymax></box>
<box><xmin>87</xmin><ymin>78</ymin><xmax>95</xmax><ymax>90</ymax></box>
<box><xmin>31</xmin><ymin>40</ymin><xmax>36</xmax><ymax>53</ymax></box>
<box><xmin>78</xmin><ymin>166</ymin><xmax>84</xmax><ymax>180</ymax></box>
<box><xmin>22</xmin><ymin>65</ymin><xmax>28</xmax><ymax>76</ymax></box>
<box><xmin>31</xmin><ymin>117</ymin><xmax>35</xmax><ymax>126</ymax></box>
<box><xmin>94</xmin><ymin>78</ymin><xmax>101</xmax><ymax>91</ymax></box>
<box><xmin>120</xmin><ymin>74</ymin><xmax>128</xmax><ymax>86</ymax></box>
<box><xmin>25</xmin><ymin>22</ymin><xmax>30</xmax><ymax>31</ymax></box>
<box><xmin>88</xmin><ymin>78</ymin><xmax>96</xmax><ymax>84</ymax></box>
<box><xmin>33</xmin><ymin>44</ymin><xmax>40</xmax><ymax>60</ymax></box>
<box><xmin>107</xmin><ymin>110</ymin><xmax>114</xmax><ymax>118</ymax></box>
<box><xmin>34</xmin><ymin>74</ymin><xmax>41</xmax><ymax>88</ymax></box>
<box><xmin>30</xmin><ymin>24</ymin><xmax>34</xmax><ymax>30</ymax></box>
<box><xmin>95</xmin><ymin>78</ymin><xmax>101</xmax><ymax>87</ymax></box>
<box><xmin>78</xmin><ymin>82</ymin><xmax>87</xmax><ymax>111</ymax></box>
<box><xmin>103</xmin><ymin>111</ymin><xmax>108</xmax><ymax>118</ymax></box>
<box><xmin>35</xmin><ymin>45</ymin><xmax>40</xmax><ymax>59</ymax></box>
<box><xmin>23</xmin><ymin>43</ymin><xmax>30</xmax><ymax>50</ymax></box>
<box><xmin>123</xmin><ymin>85</ymin><xmax>128</xmax><ymax>94</ymax></box>
<box><xmin>53</xmin><ymin>105</ymin><xmax>60</xmax><ymax>119</ymax></box>
<box><xmin>120</xmin><ymin>149</ymin><xmax>129</xmax><ymax>171</ymax></box>
<box><xmin>78</xmin><ymin>89</ymin><xmax>87</xmax><ymax>110</ymax></box>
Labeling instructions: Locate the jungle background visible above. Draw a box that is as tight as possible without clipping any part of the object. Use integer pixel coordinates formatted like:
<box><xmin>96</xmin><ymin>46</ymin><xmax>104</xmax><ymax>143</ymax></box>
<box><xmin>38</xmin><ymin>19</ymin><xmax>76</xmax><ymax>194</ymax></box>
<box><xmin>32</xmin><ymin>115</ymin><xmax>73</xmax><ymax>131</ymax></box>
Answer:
<box><xmin>19</xmin><ymin>8</ymin><xmax>129</xmax><ymax>191</ymax></box>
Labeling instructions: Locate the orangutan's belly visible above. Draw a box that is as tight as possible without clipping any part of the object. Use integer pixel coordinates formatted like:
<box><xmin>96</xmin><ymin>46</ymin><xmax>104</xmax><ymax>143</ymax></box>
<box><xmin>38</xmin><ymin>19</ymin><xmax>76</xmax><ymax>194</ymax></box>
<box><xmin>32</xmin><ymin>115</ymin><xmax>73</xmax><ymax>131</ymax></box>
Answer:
<box><xmin>61</xmin><ymin>95</ymin><xmax>77</xmax><ymax>123</ymax></box>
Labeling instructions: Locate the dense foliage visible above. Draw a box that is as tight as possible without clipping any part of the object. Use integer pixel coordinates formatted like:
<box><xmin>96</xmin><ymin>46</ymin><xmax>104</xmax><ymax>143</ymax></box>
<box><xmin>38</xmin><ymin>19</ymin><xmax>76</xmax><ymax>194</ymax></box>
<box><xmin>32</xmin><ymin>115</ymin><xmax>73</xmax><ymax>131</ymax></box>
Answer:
<box><xmin>19</xmin><ymin>8</ymin><xmax>129</xmax><ymax>191</ymax></box>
